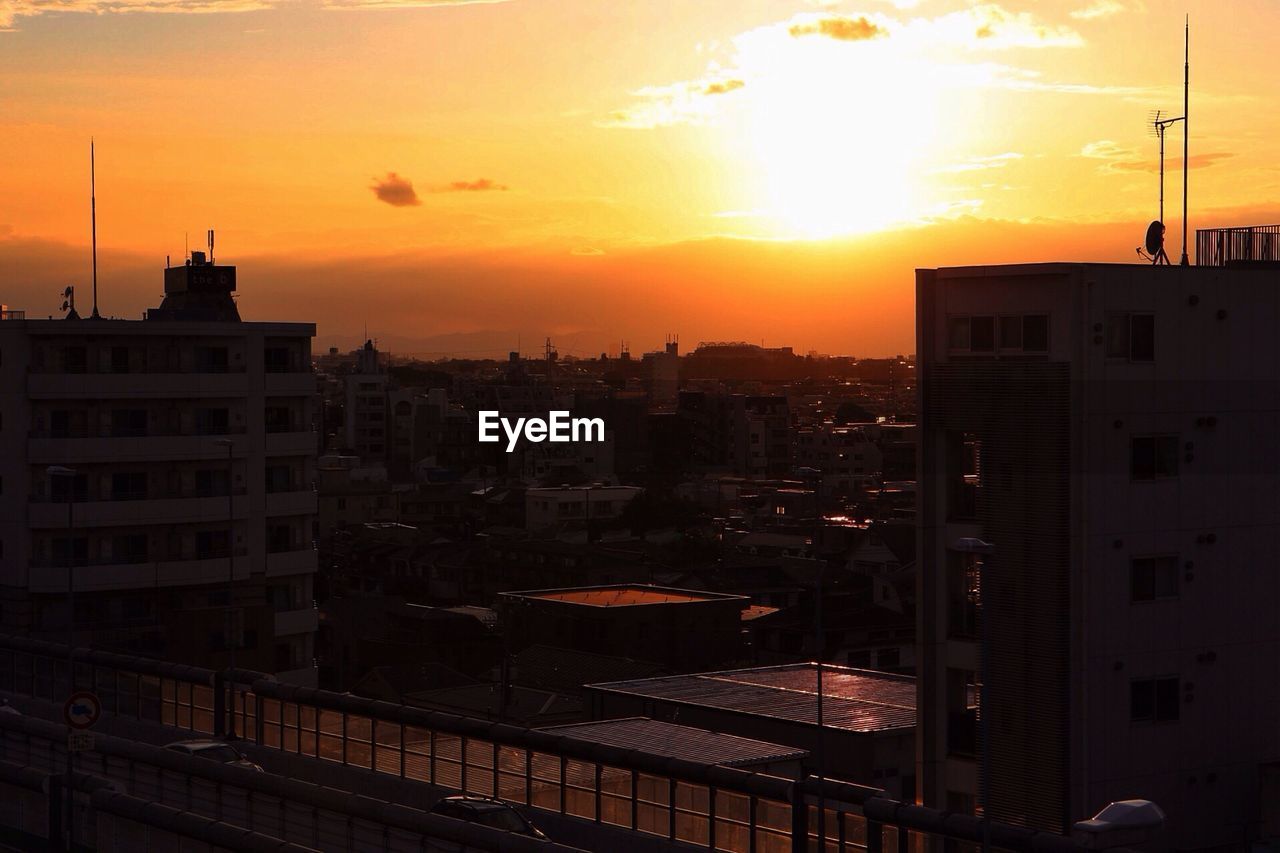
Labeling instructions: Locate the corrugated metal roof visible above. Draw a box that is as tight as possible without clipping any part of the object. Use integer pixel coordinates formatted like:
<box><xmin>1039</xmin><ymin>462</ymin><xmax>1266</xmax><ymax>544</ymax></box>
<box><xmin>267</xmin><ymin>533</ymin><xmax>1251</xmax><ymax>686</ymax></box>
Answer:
<box><xmin>543</xmin><ymin>717</ymin><xmax>808</xmax><ymax>767</ymax></box>
<box><xmin>589</xmin><ymin>664</ymin><xmax>916</xmax><ymax>733</ymax></box>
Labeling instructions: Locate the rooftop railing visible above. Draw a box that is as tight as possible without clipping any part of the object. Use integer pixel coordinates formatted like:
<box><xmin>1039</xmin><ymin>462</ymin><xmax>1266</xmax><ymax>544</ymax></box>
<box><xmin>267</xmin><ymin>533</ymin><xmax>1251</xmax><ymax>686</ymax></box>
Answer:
<box><xmin>0</xmin><ymin>633</ymin><xmax>1118</xmax><ymax>853</ymax></box>
<box><xmin>1196</xmin><ymin>225</ymin><xmax>1280</xmax><ymax>266</ymax></box>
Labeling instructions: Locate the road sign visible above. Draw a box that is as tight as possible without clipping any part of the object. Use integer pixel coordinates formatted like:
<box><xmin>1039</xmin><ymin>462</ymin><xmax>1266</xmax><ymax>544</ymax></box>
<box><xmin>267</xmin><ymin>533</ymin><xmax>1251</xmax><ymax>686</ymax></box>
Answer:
<box><xmin>63</xmin><ymin>691</ymin><xmax>101</xmax><ymax>730</ymax></box>
<box><xmin>67</xmin><ymin>731</ymin><xmax>95</xmax><ymax>752</ymax></box>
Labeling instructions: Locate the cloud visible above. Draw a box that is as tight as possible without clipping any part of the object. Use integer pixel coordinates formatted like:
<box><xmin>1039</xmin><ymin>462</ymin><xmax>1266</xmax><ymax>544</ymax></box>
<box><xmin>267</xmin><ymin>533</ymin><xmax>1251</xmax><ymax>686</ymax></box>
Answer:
<box><xmin>599</xmin><ymin>74</ymin><xmax>747</xmax><ymax>130</ymax></box>
<box><xmin>1080</xmin><ymin>140</ymin><xmax>1233</xmax><ymax>173</ymax></box>
<box><xmin>932</xmin><ymin>152</ymin><xmax>1024</xmax><ymax>173</ymax></box>
<box><xmin>788</xmin><ymin>15</ymin><xmax>886</xmax><ymax>41</ymax></box>
<box><xmin>1</xmin><ymin>0</ymin><xmax>510</xmax><ymax>29</ymax></box>
<box><xmin>437</xmin><ymin>178</ymin><xmax>509</xmax><ymax>192</ymax></box>
<box><xmin>703</xmin><ymin>78</ymin><xmax>745</xmax><ymax>95</ymax></box>
<box><xmin>1070</xmin><ymin>0</ymin><xmax>1125</xmax><ymax>20</ymax></box>
<box><xmin>370</xmin><ymin>172</ymin><xmax>422</xmax><ymax>207</ymax></box>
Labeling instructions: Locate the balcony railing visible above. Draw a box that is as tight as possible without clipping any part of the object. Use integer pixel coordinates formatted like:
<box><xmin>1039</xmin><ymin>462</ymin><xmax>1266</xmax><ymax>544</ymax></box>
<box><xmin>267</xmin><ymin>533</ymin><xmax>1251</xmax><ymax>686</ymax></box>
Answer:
<box><xmin>1197</xmin><ymin>224</ymin><xmax>1280</xmax><ymax>267</ymax></box>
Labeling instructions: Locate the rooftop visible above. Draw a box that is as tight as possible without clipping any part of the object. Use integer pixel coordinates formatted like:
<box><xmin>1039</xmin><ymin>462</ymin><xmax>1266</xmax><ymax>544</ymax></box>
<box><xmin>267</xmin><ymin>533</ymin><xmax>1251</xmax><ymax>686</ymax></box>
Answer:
<box><xmin>542</xmin><ymin>717</ymin><xmax>808</xmax><ymax>768</ymax></box>
<box><xmin>589</xmin><ymin>663</ymin><xmax>916</xmax><ymax>733</ymax></box>
<box><xmin>501</xmin><ymin>584</ymin><xmax>746</xmax><ymax>608</ymax></box>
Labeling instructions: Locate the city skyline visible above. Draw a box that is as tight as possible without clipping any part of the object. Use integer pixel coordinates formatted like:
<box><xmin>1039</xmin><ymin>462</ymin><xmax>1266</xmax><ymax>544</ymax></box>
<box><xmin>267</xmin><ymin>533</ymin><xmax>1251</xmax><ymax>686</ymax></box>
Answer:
<box><xmin>4</xmin><ymin>1</ymin><xmax>1280</xmax><ymax>355</ymax></box>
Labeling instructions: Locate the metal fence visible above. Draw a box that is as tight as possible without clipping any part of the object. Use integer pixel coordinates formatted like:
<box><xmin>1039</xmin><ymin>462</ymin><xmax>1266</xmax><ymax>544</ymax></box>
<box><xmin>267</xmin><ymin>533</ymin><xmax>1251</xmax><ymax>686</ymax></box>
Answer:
<box><xmin>1196</xmin><ymin>224</ymin><xmax>1280</xmax><ymax>266</ymax></box>
<box><xmin>0</xmin><ymin>634</ymin><xmax>1091</xmax><ymax>853</ymax></box>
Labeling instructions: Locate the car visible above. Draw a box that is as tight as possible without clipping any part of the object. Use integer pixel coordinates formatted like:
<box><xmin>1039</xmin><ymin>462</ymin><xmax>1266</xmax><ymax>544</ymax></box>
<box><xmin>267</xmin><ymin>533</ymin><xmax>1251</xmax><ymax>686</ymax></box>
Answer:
<box><xmin>164</xmin><ymin>739</ymin><xmax>264</xmax><ymax>771</ymax></box>
<box><xmin>429</xmin><ymin>796</ymin><xmax>548</xmax><ymax>839</ymax></box>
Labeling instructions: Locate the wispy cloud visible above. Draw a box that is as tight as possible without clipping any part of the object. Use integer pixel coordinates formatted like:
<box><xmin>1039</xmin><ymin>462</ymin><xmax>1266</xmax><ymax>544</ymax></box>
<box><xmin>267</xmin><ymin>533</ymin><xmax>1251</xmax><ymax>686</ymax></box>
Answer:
<box><xmin>436</xmin><ymin>178</ymin><xmax>509</xmax><ymax>192</ymax></box>
<box><xmin>932</xmin><ymin>152</ymin><xmax>1024</xmax><ymax>173</ymax></box>
<box><xmin>1080</xmin><ymin>140</ymin><xmax>1233</xmax><ymax>173</ymax></box>
<box><xmin>599</xmin><ymin>74</ymin><xmax>747</xmax><ymax>130</ymax></box>
<box><xmin>788</xmin><ymin>15</ymin><xmax>886</xmax><ymax>41</ymax></box>
<box><xmin>1</xmin><ymin>0</ymin><xmax>511</xmax><ymax>30</ymax></box>
<box><xmin>1070</xmin><ymin>0</ymin><xmax>1126</xmax><ymax>20</ymax></box>
<box><xmin>370</xmin><ymin>172</ymin><xmax>422</xmax><ymax>207</ymax></box>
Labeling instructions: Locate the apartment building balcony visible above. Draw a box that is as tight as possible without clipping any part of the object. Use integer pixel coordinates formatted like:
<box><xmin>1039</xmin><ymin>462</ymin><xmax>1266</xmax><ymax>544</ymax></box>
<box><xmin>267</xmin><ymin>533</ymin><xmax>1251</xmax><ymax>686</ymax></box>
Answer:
<box><xmin>29</xmin><ymin>551</ymin><xmax>249</xmax><ymax>594</ymax></box>
<box><xmin>265</xmin><ymin>489</ymin><xmax>316</xmax><ymax>517</ymax></box>
<box><xmin>28</xmin><ymin>490</ymin><xmax>250</xmax><ymax>529</ymax></box>
<box><xmin>265</xmin><ymin>430</ymin><xmax>315</xmax><ymax>456</ymax></box>
<box><xmin>264</xmin><ymin>373</ymin><xmax>317</xmax><ymax>397</ymax></box>
<box><xmin>266</xmin><ymin>548</ymin><xmax>317</xmax><ymax>578</ymax></box>
<box><xmin>28</xmin><ymin>430</ymin><xmax>249</xmax><ymax>464</ymax></box>
<box><xmin>26</xmin><ymin>372</ymin><xmax>253</xmax><ymax>400</ymax></box>
<box><xmin>274</xmin><ymin>606</ymin><xmax>319</xmax><ymax>637</ymax></box>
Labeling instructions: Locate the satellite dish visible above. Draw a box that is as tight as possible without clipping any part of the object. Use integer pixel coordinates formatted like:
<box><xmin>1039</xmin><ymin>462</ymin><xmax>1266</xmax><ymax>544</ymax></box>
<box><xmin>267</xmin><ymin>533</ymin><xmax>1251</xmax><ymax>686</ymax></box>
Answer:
<box><xmin>1145</xmin><ymin>220</ymin><xmax>1165</xmax><ymax>257</ymax></box>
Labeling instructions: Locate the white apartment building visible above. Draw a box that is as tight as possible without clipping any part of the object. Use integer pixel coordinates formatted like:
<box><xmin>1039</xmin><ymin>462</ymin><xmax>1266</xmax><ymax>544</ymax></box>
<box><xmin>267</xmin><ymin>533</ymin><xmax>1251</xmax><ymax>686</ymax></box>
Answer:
<box><xmin>525</xmin><ymin>484</ymin><xmax>643</xmax><ymax>532</ymax></box>
<box><xmin>0</xmin><ymin>255</ymin><xmax>319</xmax><ymax>684</ymax></box>
<box><xmin>917</xmin><ymin>255</ymin><xmax>1280</xmax><ymax>849</ymax></box>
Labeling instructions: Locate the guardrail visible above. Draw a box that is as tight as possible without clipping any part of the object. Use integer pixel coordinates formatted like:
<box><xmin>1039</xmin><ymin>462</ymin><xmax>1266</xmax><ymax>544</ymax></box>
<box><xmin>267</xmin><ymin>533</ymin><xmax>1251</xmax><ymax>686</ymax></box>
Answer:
<box><xmin>0</xmin><ymin>713</ymin><xmax>585</xmax><ymax>853</ymax></box>
<box><xmin>1196</xmin><ymin>224</ymin><xmax>1280</xmax><ymax>266</ymax></box>
<box><xmin>0</xmin><ymin>634</ymin><xmax>1102</xmax><ymax>853</ymax></box>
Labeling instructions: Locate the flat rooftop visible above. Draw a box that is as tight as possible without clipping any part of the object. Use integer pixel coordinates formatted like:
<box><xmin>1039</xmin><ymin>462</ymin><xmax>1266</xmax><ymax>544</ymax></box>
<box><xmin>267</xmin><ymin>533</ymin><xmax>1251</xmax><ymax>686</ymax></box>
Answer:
<box><xmin>543</xmin><ymin>717</ymin><xmax>808</xmax><ymax>768</ymax></box>
<box><xmin>501</xmin><ymin>584</ymin><xmax>745</xmax><ymax>608</ymax></box>
<box><xmin>589</xmin><ymin>663</ymin><xmax>916</xmax><ymax>733</ymax></box>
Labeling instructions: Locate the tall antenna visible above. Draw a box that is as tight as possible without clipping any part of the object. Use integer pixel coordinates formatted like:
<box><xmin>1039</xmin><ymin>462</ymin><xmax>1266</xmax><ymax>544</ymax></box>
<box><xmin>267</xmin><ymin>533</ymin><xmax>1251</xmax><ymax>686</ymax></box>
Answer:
<box><xmin>1180</xmin><ymin>15</ymin><xmax>1190</xmax><ymax>266</ymax></box>
<box><xmin>90</xmin><ymin>139</ymin><xmax>100</xmax><ymax>318</ymax></box>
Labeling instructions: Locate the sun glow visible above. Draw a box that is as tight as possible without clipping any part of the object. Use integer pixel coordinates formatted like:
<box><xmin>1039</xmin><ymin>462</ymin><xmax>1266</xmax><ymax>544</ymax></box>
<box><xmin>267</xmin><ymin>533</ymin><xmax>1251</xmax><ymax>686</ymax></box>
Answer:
<box><xmin>730</xmin><ymin>18</ymin><xmax>944</xmax><ymax>238</ymax></box>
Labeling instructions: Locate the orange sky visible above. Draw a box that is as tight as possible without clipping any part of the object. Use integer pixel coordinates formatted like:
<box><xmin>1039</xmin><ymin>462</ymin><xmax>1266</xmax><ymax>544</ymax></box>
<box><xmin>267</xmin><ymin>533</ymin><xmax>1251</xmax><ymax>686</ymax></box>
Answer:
<box><xmin>3</xmin><ymin>0</ymin><xmax>1278</xmax><ymax>356</ymax></box>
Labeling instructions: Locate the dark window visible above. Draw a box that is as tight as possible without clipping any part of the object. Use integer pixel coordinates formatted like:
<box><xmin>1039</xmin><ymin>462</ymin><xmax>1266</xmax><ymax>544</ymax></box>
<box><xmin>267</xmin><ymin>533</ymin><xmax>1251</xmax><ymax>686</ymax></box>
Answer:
<box><xmin>51</xmin><ymin>537</ymin><xmax>89</xmax><ymax>566</ymax></box>
<box><xmin>111</xmin><ymin>534</ymin><xmax>148</xmax><ymax>564</ymax></box>
<box><xmin>195</xmin><ymin>469</ymin><xmax>230</xmax><ymax>498</ymax></box>
<box><xmin>1131</xmin><ymin>555</ymin><xmax>1178</xmax><ymax>601</ymax></box>
<box><xmin>110</xmin><ymin>346</ymin><xmax>130</xmax><ymax>373</ymax></box>
<box><xmin>969</xmin><ymin>316</ymin><xmax>995</xmax><ymax>352</ymax></box>
<box><xmin>50</xmin><ymin>474</ymin><xmax>88</xmax><ymax>502</ymax></box>
<box><xmin>268</xmin><ymin>524</ymin><xmax>292</xmax><ymax>554</ymax></box>
<box><xmin>1022</xmin><ymin>314</ymin><xmax>1049</xmax><ymax>352</ymax></box>
<box><xmin>265</xmin><ymin>465</ymin><xmax>293</xmax><ymax>494</ymax></box>
<box><xmin>195</xmin><ymin>529</ymin><xmax>230</xmax><ymax>559</ymax></box>
<box><xmin>264</xmin><ymin>347</ymin><xmax>290</xmax><ymax>373</ymax></box>
<box><xmin>999</xmin><ymin>315</ymin><xmax>1023</xmax><ymax>349</ymax></box>
<box><xmin>265</xmin><ymin>406</ymin><xmax>292</xmax><ymax>434</ymax></box>
<box><xmin>1131</xmin><ymin>435</ymin><xmax>1179</xmax><ymax>480</ymax></box>
<box><xmin>51</xmin><ymin>410</ymin><xmax>73</xmax><ymax>439</ymax></box>
<box><xmin>110</xmin><ymin>472</ymin><xmax>147</xmax><ymax>501</ymax></box>
<box><xmin>194</xmin><ymin>346</ymin><xmax>229</xmax><ymax>373</ymax></box>
<box><xmin>111</xmin><ymin>409</ymin><xmax>148</xmax><ymax>438</ymax></box>
<box><xmin>948</xmin><ymin>317</ymin><xmax>971</xmax><ymax>350</ymax></box>
<box><xmin>195</xmin><ymin>408</ymin><xmax>230</xmax><ymax>436</ymax></box>
<box><xmin>1131</xmin><ymin>676</ymin><xmax>1180</xmax><ymax>722</ymax></box>
<box><xmin>1107</xmin><ymin>313</ymin><xmax>1155</xmax><ymax>361</ymax></box>
<box><xmin>62</xmin><ymin>346</ymin><xmax>87</xmax><ymax>374</ymax></box>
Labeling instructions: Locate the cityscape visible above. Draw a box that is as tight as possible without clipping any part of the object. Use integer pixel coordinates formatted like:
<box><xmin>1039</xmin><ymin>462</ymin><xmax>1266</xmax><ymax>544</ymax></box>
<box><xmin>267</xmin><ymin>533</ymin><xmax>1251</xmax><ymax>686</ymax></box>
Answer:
<box><xmin>2</xmin><ymin>2</ymin><xmax>1280</xmax><ymax>853</ymax></box>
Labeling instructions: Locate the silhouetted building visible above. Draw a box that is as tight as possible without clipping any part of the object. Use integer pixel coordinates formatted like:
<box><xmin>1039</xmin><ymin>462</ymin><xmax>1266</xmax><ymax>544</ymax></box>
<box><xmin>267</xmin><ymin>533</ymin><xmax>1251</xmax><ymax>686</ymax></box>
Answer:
<box><xmin>0</xmin><ymin>260</ymin><xmax>318</xmax><ymax>683</ymax></box>
<box><xmin>917</xmin><ymin>261</ymin><xmax>1280</xmax><ymax>846</ymax></box>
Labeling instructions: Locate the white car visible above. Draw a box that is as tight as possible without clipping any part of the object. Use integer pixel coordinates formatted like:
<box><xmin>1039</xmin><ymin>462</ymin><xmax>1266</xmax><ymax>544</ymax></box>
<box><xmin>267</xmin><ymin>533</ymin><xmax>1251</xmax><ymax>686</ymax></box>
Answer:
<box><xmin>164</xmin><ymin>739</ymin><xmax>263</xmax><ymax>771</ymax></box>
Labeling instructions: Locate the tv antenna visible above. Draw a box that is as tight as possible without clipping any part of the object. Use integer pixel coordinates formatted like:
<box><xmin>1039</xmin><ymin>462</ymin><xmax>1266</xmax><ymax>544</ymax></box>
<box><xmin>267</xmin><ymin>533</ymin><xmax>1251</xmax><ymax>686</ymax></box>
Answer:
<box><xmin>1137</xmin><ymin>18</ymin><xmax>1190</xmax><ymax>266</ymax></box>
<box><xmin>90</xmin><ymin>139</ymin><xmax>101</xmax><ymax>318</ymax></box>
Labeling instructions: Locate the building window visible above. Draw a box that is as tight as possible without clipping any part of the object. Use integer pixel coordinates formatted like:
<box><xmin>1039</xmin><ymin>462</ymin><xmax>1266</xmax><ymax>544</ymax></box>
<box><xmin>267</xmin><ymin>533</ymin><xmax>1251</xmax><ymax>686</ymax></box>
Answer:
<box><xmin>1022</xmin><ymin>314</ymin><xmax>1049</xmax><ymax>352</ymax></box>
<box><xmin>195</xmin><ymin>408</ymin><xmax>230</xmax><ymax>436</ymax></box>
<box><xmin>1131</xmin><ymin>676</ymin><xmax>1180</xmax><ymax>722</ymax></box>
<box><xmin>110</xmin><ymin>534</ymin><xmax>148</xmax><ymax>565</ymax></box>
<box><xmin>999</xmin><ymin>315</ymin><xmax>1023</xmax><ymax>349</ymax></box>
<box><xmin>1107</xmin><ymin>313</ymin><xmax>1155</xmax><ymax>361</ymax></box>
<box><xmin>110</xmin><ymin>346</ymin><xmax>130</xmax><ymax>374</ymax></box>
<box><xmin>1131</xmin><ymin>555</ymin><xmax>1178</xmax><ymax>602</ymax></box>
<box><xmin>195</xmin><ymin>346</ymin><xmax>230</xmax><ymax>373</ymax></box>
<box><xmin>195</xmin><ymin>529</ymin><xmax>230</xmax><ymax>559</ymax></box>
<box><xmin>1131</xmin><ymin>435</ymin><xmax>1179</xmax><ymax>480</ymax></box>
<box><xmin>948</xmin><ymin>316</ymin><xmax>971</xmax><ymax>350</ymax></box>
<box><xmin>265</xmin><ymin>464</ymin><xmax>293</xmax><ymax>494</ymax></box>
<box><xmin>110</xmin><ymin>472</ymin><xmax>147</xmax><ymax>501</ymax></box>
<box><xmin>110</xmin><ymin>409</ymin><xmax>148</xmax><ymax>438</ymax></box>
<box><xmin>195</xmin><ymin>469</ymin><xmax>230</xmax><ymax>498</ymax></box>
<box><xmin>969</xmin><ymin>316</ymin><xmax>996</xmax><ymax>352</ymax></box>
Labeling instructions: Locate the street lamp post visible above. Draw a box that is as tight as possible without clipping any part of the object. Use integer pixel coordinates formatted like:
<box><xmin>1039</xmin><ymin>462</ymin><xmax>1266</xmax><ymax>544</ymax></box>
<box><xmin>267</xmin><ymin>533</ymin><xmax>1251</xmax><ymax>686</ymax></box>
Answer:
<box><xmin>953</xmin><ymin>537</ymin><xmax>996</xmax><ymax>853</ymax></box>
<box><xmin>213</xmin><ymin>439</ymin><xmax>237</xmax><ymax>739</ymax></box>
<box><xmin>47</xmin><ymin>465</ymin><xmax>77</xmax><ymax>853</ymax></box>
